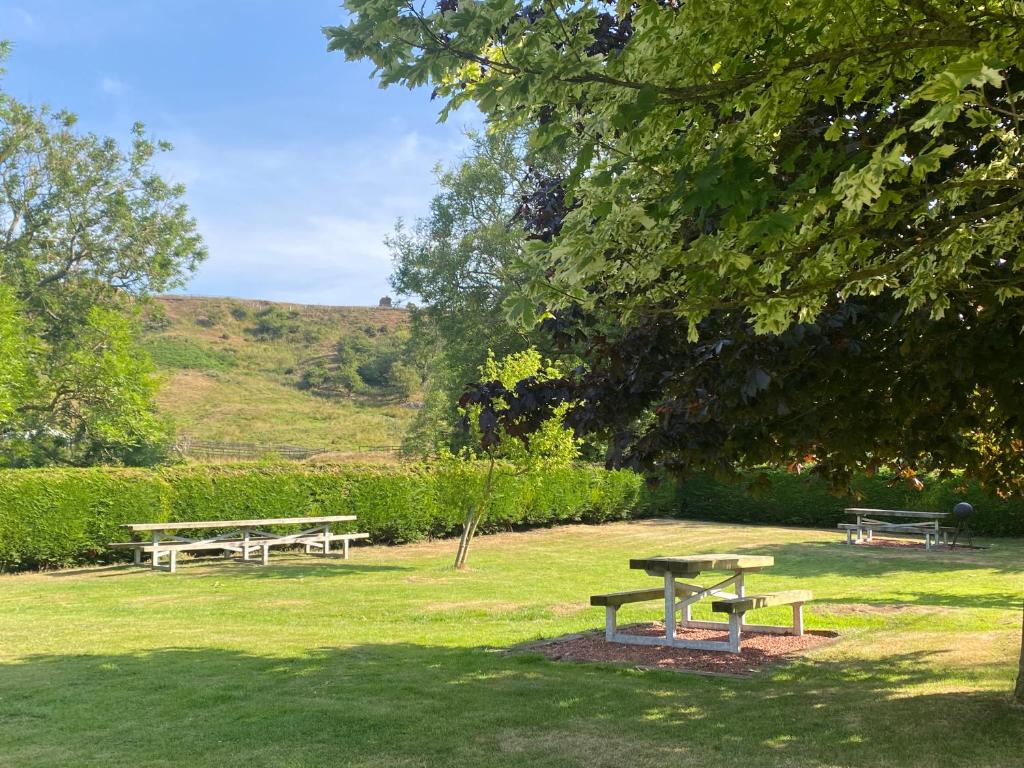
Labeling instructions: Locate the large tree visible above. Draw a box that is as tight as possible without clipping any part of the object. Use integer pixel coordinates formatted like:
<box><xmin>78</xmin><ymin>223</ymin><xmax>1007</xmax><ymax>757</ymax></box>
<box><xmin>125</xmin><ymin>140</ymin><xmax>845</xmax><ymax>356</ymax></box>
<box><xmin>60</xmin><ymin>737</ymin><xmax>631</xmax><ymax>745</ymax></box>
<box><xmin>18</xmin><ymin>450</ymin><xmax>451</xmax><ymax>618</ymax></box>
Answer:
<box><xmin>329</xmin><ymin>1</ymin><xmax>1024</xmax><ymax>700</ymax></box>
<box><xmin>0</xmin><ymin>60</ymin><xmax>205</xmax><ymax>465</ymax></box>
<box><xmin>387</xmin><ymin>128</ymin><xmax>556</xmax><ymax>452</ymax></box>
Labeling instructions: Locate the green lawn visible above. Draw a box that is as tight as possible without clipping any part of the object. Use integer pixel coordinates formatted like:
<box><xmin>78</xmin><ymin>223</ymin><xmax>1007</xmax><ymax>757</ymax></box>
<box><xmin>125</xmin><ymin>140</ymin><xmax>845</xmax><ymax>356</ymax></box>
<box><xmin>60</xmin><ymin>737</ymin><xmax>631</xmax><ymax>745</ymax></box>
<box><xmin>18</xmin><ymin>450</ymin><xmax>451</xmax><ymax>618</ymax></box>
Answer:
<box><xmin>1</xmin><ymin>520</ymin><xmax>1021</xmax><ymax>767</ymax></box>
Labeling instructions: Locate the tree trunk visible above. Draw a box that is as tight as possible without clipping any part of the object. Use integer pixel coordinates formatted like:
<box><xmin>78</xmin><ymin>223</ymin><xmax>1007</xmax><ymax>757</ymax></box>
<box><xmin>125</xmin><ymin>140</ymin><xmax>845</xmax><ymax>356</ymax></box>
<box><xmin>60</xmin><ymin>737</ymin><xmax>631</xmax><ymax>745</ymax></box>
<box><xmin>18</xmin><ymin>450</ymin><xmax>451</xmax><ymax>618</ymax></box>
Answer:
<box><xmin>453</xmin><ymin>506</ymin><xmax>476</xmax><ymax>570</ymax></box>
<box><xmin>453</xmin><ymin>452</ymin><xmax>497</xmax><ymax>570</ymax></box>
<box><xmin>1015</xmin><ymin>602</ymin><xmax>1024</xmax><ymax>705</ymax></box>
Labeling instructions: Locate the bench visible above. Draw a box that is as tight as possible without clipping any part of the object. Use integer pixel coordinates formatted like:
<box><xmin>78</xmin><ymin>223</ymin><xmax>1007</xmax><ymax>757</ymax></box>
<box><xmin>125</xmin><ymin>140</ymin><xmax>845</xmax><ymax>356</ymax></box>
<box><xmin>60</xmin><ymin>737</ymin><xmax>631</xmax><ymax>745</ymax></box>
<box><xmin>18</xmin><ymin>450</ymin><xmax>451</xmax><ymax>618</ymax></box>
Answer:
<box><xmin>110</xmin><ymin>516</ymin><xmax>369</xmax><ymax>573</ymax></box>
<box><xmin>591</xmin><ymin>584</ymin><xmax>697</xmax><ymax>645</ymax></box>
<box><xmin>591</xmin><ymin>581</ymin><xmax>812</xmax><ymax>653</ymax></box>
<box><xmin>838</xmin><ymin>522</ymin><xmax>946</xmax><ymax>548</ymax></box>
<box><xmin>711</xmin><ymin>589</ymin><xmax>812</xmax><ymax>652</ymax></box>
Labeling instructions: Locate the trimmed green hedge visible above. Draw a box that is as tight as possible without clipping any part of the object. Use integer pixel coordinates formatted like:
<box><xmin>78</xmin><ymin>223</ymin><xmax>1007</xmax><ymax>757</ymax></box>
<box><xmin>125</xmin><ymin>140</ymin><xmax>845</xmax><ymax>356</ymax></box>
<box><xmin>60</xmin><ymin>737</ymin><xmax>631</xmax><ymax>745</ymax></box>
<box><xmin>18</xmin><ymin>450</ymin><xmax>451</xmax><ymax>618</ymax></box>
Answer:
<box><xmin>7</xmin><ymin>462</ymin><xmax>1014</xmax><ymax>571</ymax></box>
<box><xmin>673</xmin><ymin>469</ymin><xmax>1024</xmax><ymax>536</ymax></box>
<box><xmin>0</xmin><ymin>462</ymin><xmax>660</xmax><ymax>570</ymax></box>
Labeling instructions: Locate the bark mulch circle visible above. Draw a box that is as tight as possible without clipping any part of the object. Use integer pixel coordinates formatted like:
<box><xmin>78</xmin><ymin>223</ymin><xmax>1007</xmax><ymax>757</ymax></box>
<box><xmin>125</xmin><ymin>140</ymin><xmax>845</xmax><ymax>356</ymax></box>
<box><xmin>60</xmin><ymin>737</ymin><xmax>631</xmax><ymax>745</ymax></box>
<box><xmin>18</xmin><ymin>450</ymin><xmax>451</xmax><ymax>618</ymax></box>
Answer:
<box><xmin>519</xmin><ymin>623</ymin><xmax>839</xmax><ymax>676</ymax></box>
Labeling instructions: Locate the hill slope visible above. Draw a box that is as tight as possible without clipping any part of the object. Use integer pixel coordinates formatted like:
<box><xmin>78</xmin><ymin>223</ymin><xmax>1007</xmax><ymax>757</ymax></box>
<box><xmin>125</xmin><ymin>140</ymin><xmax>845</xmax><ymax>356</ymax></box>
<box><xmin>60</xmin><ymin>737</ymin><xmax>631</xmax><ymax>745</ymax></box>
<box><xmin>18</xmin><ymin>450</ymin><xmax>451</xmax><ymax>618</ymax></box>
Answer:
<box><xmin>142</xmin><ymin>296</ymin><xmax>418</xmax><ymax>452</ymax></box>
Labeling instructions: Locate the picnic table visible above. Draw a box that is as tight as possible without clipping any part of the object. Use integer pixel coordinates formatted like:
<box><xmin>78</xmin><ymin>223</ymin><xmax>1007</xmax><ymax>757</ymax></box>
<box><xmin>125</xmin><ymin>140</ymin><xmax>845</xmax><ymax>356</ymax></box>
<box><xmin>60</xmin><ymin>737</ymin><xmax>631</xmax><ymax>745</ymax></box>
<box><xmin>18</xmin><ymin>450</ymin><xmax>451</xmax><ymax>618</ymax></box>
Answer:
<box><xmin>591</xmin><ymin>554</ymin><xmax>811</xmax><ymax>653</ymax></box>
<box><xmin>109</xmin><ymin>516</ymin><xmax>369</xmax><ymax>573</ymax></box>
<box><xmin>839</xmin><ymin>508</ymin><xmax>950</xmax><ymax>549</ymax></box>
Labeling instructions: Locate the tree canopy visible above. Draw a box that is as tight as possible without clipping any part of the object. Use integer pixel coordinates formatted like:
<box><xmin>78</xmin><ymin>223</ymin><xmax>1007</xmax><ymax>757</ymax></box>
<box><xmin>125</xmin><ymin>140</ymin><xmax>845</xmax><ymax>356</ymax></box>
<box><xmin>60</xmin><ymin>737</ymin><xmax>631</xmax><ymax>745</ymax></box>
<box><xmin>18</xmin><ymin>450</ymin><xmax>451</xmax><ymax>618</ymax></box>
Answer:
<box><xmin>0</xmin><ymin>63</ymin><xmax>205</xmax><ymax>465</ymax></box>
<box><xmin>329</xmin><ymin>1</ymin><xmax>1023</xmax><ymax>331</ymax></box>
<box><xmin>328</xmin><ymin>1</ymin><xmax>1024</xmax><ymax>493</ymax></box>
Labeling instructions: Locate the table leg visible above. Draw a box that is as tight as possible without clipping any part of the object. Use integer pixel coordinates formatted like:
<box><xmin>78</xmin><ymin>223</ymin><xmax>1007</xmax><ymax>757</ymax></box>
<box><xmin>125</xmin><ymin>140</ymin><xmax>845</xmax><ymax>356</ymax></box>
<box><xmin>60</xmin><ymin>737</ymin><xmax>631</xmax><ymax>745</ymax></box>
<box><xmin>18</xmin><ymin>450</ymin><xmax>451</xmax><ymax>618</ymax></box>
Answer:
<box><xmin>151</xmin><ymin>532</ymin><xmax>161</xmax><ymax>570</ymax></box>
<box><xmin>736</xmin><ymin>572</ymin><xmax>745</xmax><ymax>627</ymax></box>
<box><xmin>242</xmin><ymin>528</ymin><xmax>251</xmax><ymax>561</ymax></box>
<box><xmin>727</xmin><ymin>613</ymin><xmax>741</xmax><ymax>653</ymax></box>
<box><xmin>323</xmin><ymin>525</ymin><xmax>331</xmax><ymax>555</ymax></box>
<box><xmin>664</xmin><ymin>573</ymin><xmax>676</xmax><ymax>643</ymax></box>
<box><xmin>605</xmin><ymin>606</ymin><xmax>617</xmax><ymax>641</ymax></box>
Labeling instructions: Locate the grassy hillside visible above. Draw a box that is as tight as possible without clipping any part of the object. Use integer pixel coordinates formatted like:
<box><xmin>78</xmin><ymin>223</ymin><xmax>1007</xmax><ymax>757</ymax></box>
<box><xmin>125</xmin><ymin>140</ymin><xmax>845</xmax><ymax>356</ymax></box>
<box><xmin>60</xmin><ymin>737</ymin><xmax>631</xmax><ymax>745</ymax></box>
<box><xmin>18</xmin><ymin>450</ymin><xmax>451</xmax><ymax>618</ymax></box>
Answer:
<box><xmin>142</xmin><ymin>296</ymin><xmax>418</xmax><ymax>453</ymax></box>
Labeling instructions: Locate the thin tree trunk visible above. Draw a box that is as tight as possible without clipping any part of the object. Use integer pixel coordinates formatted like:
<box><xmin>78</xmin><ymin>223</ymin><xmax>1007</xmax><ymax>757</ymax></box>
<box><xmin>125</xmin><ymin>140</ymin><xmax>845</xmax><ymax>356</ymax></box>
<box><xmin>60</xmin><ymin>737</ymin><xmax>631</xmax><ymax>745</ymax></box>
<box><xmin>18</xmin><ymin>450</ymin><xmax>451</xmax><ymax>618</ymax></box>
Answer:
<box><xmin>1015</xmin><ymin>601</ymin><xmax>1024</xmax><ymax>705</ymax></box>
<box><xmin>454</xmin><ymin>452</ymin><xmax>497</xmax><ymax>570</ymax></box>
<box><xmin>454</xmin><ymin>506</ymin><xmax>475</xmax><ymax>569</ymax></box>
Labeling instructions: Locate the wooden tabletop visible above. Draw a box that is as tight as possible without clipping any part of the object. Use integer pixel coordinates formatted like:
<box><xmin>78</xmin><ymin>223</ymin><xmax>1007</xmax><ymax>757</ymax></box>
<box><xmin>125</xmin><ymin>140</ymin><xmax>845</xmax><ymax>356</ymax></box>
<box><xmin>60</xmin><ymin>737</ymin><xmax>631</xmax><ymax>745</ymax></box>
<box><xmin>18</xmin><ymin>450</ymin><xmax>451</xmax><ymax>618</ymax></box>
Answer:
<box><xmin>629</xmin><ymin>553</ymin><xmax>775</xmax><ymax>577</ymax></box>
<box><xmin>124</xmin><ymin>515</ymin><xmax>356</xmax><ymax>531</ymax></box>
<box><xmin>845</xmin><ymin>508</ymin><xmax>949</xmax><ymax>519</ymax></box>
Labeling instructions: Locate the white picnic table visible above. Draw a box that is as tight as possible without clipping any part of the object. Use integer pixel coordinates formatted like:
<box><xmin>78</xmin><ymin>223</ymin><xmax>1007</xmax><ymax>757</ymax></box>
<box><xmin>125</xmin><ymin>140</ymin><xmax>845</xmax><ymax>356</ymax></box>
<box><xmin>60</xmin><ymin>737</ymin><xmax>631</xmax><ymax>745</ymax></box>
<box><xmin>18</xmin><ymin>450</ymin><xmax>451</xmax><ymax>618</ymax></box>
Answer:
<box><xmin>840</xmin><ymin>508</ymin><xmax>950</xmax><ymax>549</ymax></box>
<box><xmin>110</xmin><ymin>516</ymin><xmax>368</xmax><ymax>573</ymax></box>
<box><xmin>592</xmin><ymin>554</ymin><xmax>811</xmax><ymax>653</ymax></box>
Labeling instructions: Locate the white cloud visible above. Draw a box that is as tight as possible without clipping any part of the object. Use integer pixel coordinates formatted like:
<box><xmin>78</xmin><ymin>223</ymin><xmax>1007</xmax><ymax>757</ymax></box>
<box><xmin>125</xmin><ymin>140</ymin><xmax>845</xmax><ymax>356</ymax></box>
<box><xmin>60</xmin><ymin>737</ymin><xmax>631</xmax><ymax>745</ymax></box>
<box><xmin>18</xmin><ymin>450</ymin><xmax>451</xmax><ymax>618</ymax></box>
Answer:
<box><xmin>2</xmin><ymin>6</ymin><xmax>35</xmax><ymax>28</ymax></box>
<box><xmin>99</xmin><ymin>75</ymin><xmax>128</xmax><ymax>96</ymax></box>
<box><xmin>157</xmin><ymin>128</ymin><xmax>472</xmax><ymax>305</ymax></box>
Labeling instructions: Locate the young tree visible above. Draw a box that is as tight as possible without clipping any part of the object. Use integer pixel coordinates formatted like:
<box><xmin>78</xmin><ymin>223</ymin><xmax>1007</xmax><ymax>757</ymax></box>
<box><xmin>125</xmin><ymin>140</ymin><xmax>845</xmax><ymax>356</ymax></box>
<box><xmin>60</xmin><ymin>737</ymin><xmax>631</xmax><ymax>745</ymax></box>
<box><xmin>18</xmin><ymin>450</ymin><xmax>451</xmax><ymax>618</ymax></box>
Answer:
<box><xmin>450</xmin><ymin>348</ymin><xmax>578</xmax><ymax>569</ymax></box>
<box><xmin>329</xmin><ymin>0</ymin><xmax>1024</xmax><ymax>700</ymax></box>
<box><xmin>0</xmin><ymin>62</ymin><xmax>205</xmax><ymax>465</ymax></box>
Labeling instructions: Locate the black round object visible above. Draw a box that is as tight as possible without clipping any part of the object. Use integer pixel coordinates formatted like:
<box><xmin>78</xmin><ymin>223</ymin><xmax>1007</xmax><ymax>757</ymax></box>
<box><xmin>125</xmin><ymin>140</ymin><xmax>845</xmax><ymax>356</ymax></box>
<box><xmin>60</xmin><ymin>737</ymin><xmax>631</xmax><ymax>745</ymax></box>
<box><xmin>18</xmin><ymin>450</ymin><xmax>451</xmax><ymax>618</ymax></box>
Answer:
<box><xmin>953</xmin><ymin>502</ymin><xmax>974</xmax><ymax>519</ymax></box>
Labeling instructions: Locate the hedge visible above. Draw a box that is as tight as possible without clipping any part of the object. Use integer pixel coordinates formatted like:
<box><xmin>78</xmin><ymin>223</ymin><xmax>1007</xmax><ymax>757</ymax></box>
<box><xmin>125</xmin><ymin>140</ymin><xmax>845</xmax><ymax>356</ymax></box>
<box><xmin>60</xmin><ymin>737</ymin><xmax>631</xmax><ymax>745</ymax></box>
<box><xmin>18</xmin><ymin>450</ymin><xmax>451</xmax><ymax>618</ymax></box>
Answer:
<box><xmin>0</xmin><ymin>462</ymin><xmax>664</xmax><ymax>570</ymax></box>
<box><xmin>673</xmin><ymin>469</ymin><xmax>1024</xmax><ymax>536</ymax></box>
<box><xmin>6</xmin><ymin>461</ymin><xmax>1016</xmax><ymax>571</ymax></box>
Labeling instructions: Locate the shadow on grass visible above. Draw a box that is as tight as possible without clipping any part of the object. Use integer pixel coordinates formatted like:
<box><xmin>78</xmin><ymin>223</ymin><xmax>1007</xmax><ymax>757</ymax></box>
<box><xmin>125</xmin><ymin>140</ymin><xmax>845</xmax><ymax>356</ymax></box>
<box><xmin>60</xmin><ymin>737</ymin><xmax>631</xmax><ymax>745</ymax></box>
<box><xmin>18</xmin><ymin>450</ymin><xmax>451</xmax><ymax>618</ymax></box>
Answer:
<box><xmin>1</xmin><ymin>643</ymin><xmax>1020</xmax><ymax>768</ymax></box>
<box><xmin>728</xmin><ymin>539</ymin><xmax>1024</xmax><ymax>576</ymax></box>
<box><xmin>44</xmin><ymin>558</ymin><xmax>412</xmax><ymax>579</ymax></box>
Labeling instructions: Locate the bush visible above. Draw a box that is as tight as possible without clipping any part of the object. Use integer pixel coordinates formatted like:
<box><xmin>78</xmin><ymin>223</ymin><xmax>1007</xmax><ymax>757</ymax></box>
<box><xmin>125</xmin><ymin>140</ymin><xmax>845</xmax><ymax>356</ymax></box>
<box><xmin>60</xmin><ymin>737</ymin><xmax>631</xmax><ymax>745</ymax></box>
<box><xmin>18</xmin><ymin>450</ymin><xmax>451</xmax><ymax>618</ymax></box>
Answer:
<box><xmin>0</xmin><ymin>462</ymin><xmax>662</xmax><ymax>570</ymax></box>
<box><xmin>671</xmin><ymin>469</ymin><xmax>1024</xmax><ymax>536</ymax></box>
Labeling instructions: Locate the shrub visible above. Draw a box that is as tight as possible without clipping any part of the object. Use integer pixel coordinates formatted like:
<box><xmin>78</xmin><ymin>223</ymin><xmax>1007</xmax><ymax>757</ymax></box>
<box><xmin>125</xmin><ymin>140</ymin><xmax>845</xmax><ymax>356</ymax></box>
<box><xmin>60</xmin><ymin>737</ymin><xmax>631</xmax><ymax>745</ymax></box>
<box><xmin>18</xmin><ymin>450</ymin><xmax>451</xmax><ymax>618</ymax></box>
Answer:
<box><xmin>0</xmin><ymin>462</ymin><xmax>659</xmax><ymax>570</ymax></box>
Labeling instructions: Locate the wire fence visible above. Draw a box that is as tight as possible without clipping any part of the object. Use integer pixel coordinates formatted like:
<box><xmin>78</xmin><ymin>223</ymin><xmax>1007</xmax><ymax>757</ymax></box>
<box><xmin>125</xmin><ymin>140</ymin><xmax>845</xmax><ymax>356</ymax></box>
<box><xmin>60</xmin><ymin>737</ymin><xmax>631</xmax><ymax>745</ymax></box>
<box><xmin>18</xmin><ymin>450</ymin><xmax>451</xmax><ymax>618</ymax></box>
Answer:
<box><xmin>174</xmin><ymin>435</ymin><xmax>402</xmax><ymax>462</ymax></box>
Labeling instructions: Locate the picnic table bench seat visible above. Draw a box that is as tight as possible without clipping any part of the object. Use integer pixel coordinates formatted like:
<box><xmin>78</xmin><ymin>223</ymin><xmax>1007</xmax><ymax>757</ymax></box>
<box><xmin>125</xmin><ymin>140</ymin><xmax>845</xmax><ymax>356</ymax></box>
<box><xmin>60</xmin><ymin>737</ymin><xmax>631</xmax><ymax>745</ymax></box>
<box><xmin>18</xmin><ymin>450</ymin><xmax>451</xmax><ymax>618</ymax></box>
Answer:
<box><xmin>838</xmin><ymin>521</ymin><xmax>949</xmax><ymax>547</ymax></box>
<box><xmin>109</xmin><ymin>516</ymin><xmax>368</xmax><ymax>573</ymax></box>
<box><xmin>590</xmin><ymin>584</ymin><xmax>692</xmax><ymax>607</ymax></box>
<box><xmin>710</xmin><ymin>589</ymin><xmax>813</xmax><ymax>614</ymax></box>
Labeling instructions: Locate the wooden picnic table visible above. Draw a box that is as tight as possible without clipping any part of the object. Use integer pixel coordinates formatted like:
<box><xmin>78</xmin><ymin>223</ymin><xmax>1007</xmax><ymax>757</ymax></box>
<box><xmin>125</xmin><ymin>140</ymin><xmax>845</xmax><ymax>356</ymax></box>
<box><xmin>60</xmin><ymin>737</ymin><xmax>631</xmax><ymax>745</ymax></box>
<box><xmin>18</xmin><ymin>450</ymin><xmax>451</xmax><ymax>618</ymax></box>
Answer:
<box><xmin>110</xmin><ymin>516</ymin><xmax>368</xmax><ymax>573</ymax></box>
<box><xmin>589</xmin><ymin>553</ymin><xmax>811</xmax><ymax>653</ymax></box>
<box><xmin>841</xmin><ymin>508</ymin><xmax>950</xmax><ymax>549</ymax></box>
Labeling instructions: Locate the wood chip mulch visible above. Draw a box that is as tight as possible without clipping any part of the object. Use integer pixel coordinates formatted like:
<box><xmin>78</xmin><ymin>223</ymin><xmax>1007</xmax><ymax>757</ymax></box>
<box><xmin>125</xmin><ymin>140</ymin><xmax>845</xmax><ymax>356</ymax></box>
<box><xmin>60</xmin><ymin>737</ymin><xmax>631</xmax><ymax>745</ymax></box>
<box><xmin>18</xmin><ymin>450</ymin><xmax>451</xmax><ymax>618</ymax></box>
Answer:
<box><xmin>518</xmin><ymin>623</ymin><xmax>839</xmax><ymax>676</ymax></box>
<box><xmin>852</xmin><ymin>538</ymin><xmax>982</xmax><ymax>551</ymax></box>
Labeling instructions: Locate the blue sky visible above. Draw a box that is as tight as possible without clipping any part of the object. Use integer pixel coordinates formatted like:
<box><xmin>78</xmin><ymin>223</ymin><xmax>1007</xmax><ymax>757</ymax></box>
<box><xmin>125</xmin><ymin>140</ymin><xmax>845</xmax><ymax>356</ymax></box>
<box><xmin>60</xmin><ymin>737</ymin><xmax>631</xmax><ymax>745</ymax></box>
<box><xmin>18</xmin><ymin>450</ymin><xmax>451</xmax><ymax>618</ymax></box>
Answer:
<box><xmin>1</xmin><ymin>1</ymin><xmax>477</xmax><ymax>305</ymax></box>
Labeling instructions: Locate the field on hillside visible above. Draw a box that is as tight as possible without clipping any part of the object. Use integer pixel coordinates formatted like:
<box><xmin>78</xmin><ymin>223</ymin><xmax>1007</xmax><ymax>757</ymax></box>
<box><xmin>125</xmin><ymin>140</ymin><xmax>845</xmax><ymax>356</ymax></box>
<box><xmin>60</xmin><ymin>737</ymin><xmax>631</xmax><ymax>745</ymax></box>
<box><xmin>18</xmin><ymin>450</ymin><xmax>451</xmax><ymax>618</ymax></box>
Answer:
<box><xmin>1</xmin><ymin>520</ymin><xmax>1020</xmax><ymax>767</ymax></box>
<box><xmin>142</xmin><ymin>296</ymin><xmax>418</xmax><ymax>452</ymax></box>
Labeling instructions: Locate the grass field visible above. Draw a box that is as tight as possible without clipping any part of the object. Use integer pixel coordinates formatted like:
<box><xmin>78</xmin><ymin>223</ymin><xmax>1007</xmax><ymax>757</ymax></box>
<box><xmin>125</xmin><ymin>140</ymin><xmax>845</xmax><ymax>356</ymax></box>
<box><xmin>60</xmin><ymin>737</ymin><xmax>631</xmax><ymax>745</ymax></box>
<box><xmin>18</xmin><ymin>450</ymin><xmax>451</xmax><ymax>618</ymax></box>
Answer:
<box><xmin>1</xmin><ymin>520</ymin><xmax>1021</xmax><ymax>767</ymax></box>
<box><xmin>144</xmin><ymin>295</ymin><xmax>416</xmax><ymax>451</ymax></box>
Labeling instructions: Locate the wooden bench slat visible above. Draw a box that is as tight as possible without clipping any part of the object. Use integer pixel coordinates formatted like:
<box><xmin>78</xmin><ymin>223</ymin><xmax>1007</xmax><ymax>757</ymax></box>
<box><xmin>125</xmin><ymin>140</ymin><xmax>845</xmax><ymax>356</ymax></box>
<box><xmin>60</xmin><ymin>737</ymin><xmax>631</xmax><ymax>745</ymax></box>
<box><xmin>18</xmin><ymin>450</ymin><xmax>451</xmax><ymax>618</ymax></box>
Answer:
<box><xmin>845</xmin><ymin>508</ymin><xmax>948</xmax><ymax>519</ymax></box>
<box><xmin>146</xmin><ymin>534</ymin><xmax>368</xmax><ymax>553</ymax></box>
<box><xmin>123</xmin><ymin>515</ymin><xmax>357</xmax><ymax>531</ymax></box>
<box><xmin>711</xmin><ymin>590</ymin><xmax>812</xmax><ymax>614</ymax></box>
<box><xmin>590</xmin><ymin>584</ymin><xmax>692</xmax><ymax>607</ymax></box>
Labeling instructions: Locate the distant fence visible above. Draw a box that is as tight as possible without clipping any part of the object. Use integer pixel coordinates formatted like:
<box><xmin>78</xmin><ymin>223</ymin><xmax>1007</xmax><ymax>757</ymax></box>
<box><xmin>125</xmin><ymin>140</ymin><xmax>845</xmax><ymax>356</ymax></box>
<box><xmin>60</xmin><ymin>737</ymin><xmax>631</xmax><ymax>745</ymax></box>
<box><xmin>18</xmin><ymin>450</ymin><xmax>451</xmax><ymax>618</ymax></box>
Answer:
<box><xmin>174</xmin><ymin>436</ymin><xmax>401</xmax><ymax>462</ymax></box>
<box><xmin>158</xmin><ymin>294</ymin><xmax>408</xmax><ymax>317</ymax></box>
